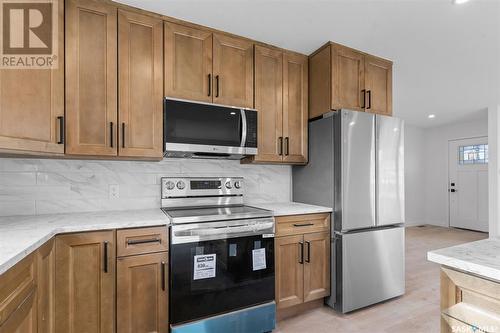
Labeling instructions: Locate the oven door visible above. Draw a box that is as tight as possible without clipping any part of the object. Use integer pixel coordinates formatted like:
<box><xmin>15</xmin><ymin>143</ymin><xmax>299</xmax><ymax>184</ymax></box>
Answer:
<box><xmin>169</xmin><ymin>234</ymin><xmax>275</xmax><ymax>326</ymax></box>
<box><xmin>164</xmin><ymin>98</ymin><xmax>255</xmax><ymax>156</ymax></box>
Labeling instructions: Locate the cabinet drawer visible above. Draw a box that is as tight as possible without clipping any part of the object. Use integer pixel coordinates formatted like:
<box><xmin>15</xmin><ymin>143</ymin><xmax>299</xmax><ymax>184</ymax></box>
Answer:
<box><xmin>0</xmin><ymin>253</ymin><xmax>36</xmax><ymax>326</ymax></box>
<box><xmin>275</xmin><ymin>213</ymin><xmax>330</xmax><ymax>237</ymax></box>
<box><xmin>117</xmin><ymin>227</ymin><xmax>168</xmax><ymax>257</ymax></box>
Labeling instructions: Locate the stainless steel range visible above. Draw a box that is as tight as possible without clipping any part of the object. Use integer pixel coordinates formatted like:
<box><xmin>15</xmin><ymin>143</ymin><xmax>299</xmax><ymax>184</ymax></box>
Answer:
<box><xmin>161</xmin><ymin>177</ymin><xmax>276</xmax><ymax>333</ymax></box>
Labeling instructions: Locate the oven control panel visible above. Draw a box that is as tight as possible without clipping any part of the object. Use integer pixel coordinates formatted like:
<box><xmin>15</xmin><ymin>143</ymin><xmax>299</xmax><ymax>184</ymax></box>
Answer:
<box><xmin>161</xmin><ymin>177</ymin><xmax>244</xmax><ymax>198</ymax></box>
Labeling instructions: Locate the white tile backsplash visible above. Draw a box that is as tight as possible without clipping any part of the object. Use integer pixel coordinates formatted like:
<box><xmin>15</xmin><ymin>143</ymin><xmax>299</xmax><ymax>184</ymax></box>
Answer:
<box><xmin>0</xmin><ymin>158</ymin><xmax>292</xmax><ymax>216</ymax></box>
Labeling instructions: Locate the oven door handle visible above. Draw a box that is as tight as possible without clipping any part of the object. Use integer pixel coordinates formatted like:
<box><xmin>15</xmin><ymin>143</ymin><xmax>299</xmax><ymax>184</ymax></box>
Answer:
<box><xmin>240</xmin><ymin>109</ymin><xmax>247</xmax><ymax>148</ymax></box>
<box><xmin>213</xmin><ymin>224</ymin><xmax>250</xmax><ymax>229</ymax></box>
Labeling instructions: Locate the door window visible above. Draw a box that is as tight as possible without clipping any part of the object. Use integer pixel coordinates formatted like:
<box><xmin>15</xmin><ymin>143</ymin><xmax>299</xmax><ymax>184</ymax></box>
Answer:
<box><xmin>458</xmin><ymin>144</ymin><xmax>488</xmax><ymax>165</ymax></box>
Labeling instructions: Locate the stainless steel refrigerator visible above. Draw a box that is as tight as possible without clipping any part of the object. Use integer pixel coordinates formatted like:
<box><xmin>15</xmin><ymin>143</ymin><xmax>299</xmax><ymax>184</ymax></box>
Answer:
<box><xmin>293</xmin><ymin>110</ymin><xmax>405</xmax><ymax>313</ymax></box>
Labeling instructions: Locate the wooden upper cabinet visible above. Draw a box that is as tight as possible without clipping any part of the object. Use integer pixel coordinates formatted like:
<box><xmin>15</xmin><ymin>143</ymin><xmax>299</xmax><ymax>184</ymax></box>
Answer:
<box><xmin>365</xmin><ymin>55</ymin><xmax>393</xmax><ymax>116</ymax></box>
<box><xmin>118</xmin><ymin>10</ymin><xmax>163</xmax><ymax>159</ymax></box>
<box><xmin>253</xmin><ymin>45</ymin><xmax>283</xmax><ymax>163</ymax></box>
<box><xmin>37</xmin><ymin>239</ymin><xmax>55</xmax><ymax>333</ymax></box>
<box><xmin>275</xmin><ymin>235</ymin><xmax>304</xmax><ymax>309</ymax></box>
<box><xmin>213</xmin><ymin>34</ymin><xmax>254</xmax><ymax>108</ymax></box>
<box><xmin>331</xmin><ymin>44</ymin><xmax>365</xmax><ymax>112</ymax></box>
<box><xmin>164</xmin><ymin>22</ymin><xmax>212</xmax><ymax>102</ymax></box>
<box><xmin>303</xmin><ymin>232</ymin><xmax>330</xmax><ymax>302</ymax></box>
<box><xmin>65</xmin><ymin>0</ymin><xmax>117</xmax><ymax>156</ymax></box>
<box><xmin>117</xmin><ymin>252</ymin><xmax>168</xmax><ymax>333</ymax></box>
<box><xmin>0</xmin><ymin>0</ymin><xmax>64</xmax><ymax>155</ymax></box>
<box><xmin>309</xmin><ymin>42</ymin><xmax>393</xmax><ymax>119</ymax></box>
<box><xmin>283</xmin><ymin>52</ymin><xmax>308</xmax><ymax>164</ymax></box>
<box><xmin>55</xmin><ymin>231</ymin><xmax>115</xmax><ymax>333</ymax></box>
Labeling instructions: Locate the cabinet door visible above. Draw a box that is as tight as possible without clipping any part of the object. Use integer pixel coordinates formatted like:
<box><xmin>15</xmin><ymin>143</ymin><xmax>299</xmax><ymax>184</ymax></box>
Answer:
<box><xmin>303</xmin><ymin>232</ymin><xmax>330</xmax><ymax>302</ymax></box>
<box><xmin>118</xmin><ymin>10</ymin><xmax>163</xmax><ymax>159</ymax></box>
<box><xmin>55</xmin><ymin>231</ymin><xmax>115</xmax><ymax>333</ymax></box>
<box><xmin>365</xmin><ymin>55</ymin><xmax>393</xmax><ymax>116</ymax></box>
<box><xmin>283</xmin><ymin>51</ymin><xmax>308</xmax><ymax>164</ymax></box>
<box><xmin>253</xmin><ymin>45</ymin><xmax>283</xmax><ymax>163</ymax></box>
<box><xmin>213</xmin><ymin>34</ymin><xmax>254</xmax><ymax>108</ymax></box>
<box><xmin>164</xmin><ymin>22</ymin><xmax>212</xmax><ymax>102</ymax></box>
<box><xmin>0</xmin><ymin>291</ymin><xmax>36</xmax><ymax>333</ymax></box>
<box><xmin>117</xmin><ymin>253</ymin><xmax>168</xmax><ymax>333</ymax></box>
<box><xmin>0</xmin><ymin>0</ymin><xmax>64</xmax><ymax>155</ymax></box>
<box><xmin>331</xmin><ymin>44</ymin><xmax>365</xmax><ymax>111</ymax></box>
<box><xmin>37</xmin><ymin>239</ymin><xmax>55</xmax><ymax>333</ymax></box>
<box><xmin>275</xmin><ymin>235</ymin><xmax>304</xmax><ymax>309</ymax></box>
<box><xmin>65</xmin><ymin>0</ymin><xmax>117</xmax><ymax>156</ymax></box>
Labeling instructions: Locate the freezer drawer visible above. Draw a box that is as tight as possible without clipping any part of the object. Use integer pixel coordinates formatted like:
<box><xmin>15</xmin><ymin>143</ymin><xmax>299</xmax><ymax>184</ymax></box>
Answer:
<box><xmin>331</xmin><ymin>226</ymin><xmax>405</xmax><ymax>313</ymax></box>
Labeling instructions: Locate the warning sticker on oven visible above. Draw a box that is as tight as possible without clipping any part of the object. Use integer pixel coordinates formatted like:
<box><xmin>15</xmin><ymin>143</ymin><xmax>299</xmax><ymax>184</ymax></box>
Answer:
<box><xmin>252</xmin><ymin>248</ymin><xmax>266</xmax><ymax>271</ymax></box>
<box><xmin>193</xmin><ymin>254</ymin><xmax>216</xmax><ymax>280</ymax></box>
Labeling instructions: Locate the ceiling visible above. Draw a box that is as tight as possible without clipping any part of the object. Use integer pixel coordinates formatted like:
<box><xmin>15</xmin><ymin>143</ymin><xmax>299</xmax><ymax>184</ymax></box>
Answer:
<box><xmin>115</xmin><ymin>0</ymin><xmax>500</xmax><ymax>128</ymax></box>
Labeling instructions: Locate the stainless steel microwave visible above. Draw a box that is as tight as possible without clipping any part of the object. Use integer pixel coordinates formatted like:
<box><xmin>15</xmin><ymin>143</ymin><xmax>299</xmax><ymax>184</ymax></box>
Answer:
<box><xmin>163</xmin><ymin>98</ymin><xmax>258</xmax><ymax>159</ymax></box>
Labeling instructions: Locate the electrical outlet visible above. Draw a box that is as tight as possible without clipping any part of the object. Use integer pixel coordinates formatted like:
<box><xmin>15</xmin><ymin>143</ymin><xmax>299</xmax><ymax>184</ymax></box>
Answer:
<box><xmin>109</xmin><ymin>184</ymin><xmax>119</xmax><ymax>199</ymax></box>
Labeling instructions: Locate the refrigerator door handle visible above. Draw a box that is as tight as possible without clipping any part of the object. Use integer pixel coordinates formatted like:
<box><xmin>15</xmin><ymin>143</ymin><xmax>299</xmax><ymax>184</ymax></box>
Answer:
<box><xmin>331</xmin><ymin>235</ymin><xmax>337</xmax><ymax>304</ymax></box>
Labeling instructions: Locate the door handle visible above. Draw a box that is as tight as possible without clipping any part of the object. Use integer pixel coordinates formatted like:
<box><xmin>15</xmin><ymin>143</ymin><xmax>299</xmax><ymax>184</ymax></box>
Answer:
<box><xmin>361</xmin><ymin>89</ymin><xmax>366</xmax><ymax>109</ymax></box>
<box><xmin>215</xmin><ymin>75</ymin><xmax>220</xmax><ymax>98</ymax></box>
<box><xmin>161</xmin><ymin>261</ymin><xmax>166</xmax><ymax>291</ymax></box>
<box><xmin>109</xmin><ymin>122</ymin><xmax>114</xmax><ymax>148</ymax></box>
<box><xmin>103</xmin><ymin>241</ymin><xmax>109</xmax><ymax>273</ymax></box>
<box><xmin>284</xmin><ymin>137</ymin><xmax>289</xmax><ymax>156</ymax></box>
<box><xmin>126</xmin><ymin>238</ymin><xmax>161</xmax><ymax>245</ymax></box>
<box><xmin>121</xmin><ymin>123</ymin><xmax>126</xmax><ymax>148</ymax></box>
<box><xmin>298</xmin><ymin>242</ymin><xmax>304</xmax><ymax>264</ymax></box>
<box><xmin>278</xmin><ymin>137</ymin><xmax>283</xmax><ymax>156</ymax></box>
<box><xmin>305</xmin><ymin>241</ymin><xmax>311</xmax><ymax>263</ymax></box>
<box><xmin>293</xmin><ymin>223</ymin><xmax>314</xmax><ymax>227</ymax></box>
<box><xmin>367</xmin><ymin>90</ymin><xmax>372</xmax><ymax>109</ymax></box>
<box><xmin>57</xmin><ymin>116</ymin><xmax>64</xmax><ymax>144</ymax></box>
<box><xmin>450</xmin><ymin>189</ymin><xmax>457</xmax><ymax>193</ymax></box>
<box><xmin>208</xmin><ymin>74</ymin><xmax>212</xmax><ymax>97</ymax></box>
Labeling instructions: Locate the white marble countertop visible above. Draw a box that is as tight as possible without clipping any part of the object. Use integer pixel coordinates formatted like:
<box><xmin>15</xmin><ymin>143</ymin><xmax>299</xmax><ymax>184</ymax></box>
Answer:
<box><xmin>427</xmin><ymin>238</ymin><xmax>500</xmax><ymax>282</ymax></box>
<box><xmin>250</xmin><ymin>202</ymin><xmax>333</xmax><ymax>217</ymax></box>
<box><xmin>0</xmin><ymin>209</ymin><xmax>169</xmax><ymax>275</ymax></box>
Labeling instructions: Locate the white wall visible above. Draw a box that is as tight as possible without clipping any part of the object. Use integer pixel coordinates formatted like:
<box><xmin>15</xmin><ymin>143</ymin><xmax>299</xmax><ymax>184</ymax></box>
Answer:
<box><xmin>0</xmin><ymin>158</ymin><xmax>292</xmax><ymax>217</ymax></box>
<box><xmin>423</xmin><ymin>115</ymin><xmax>489</xmax><ymax>227</ymax></box>
<box><xmin>489</xmin><ymin>106</ymin><xmax>500</xmax><ymax>238</ymax></box>
<box><xmin>404</xmin><ymin>125</ymin><xmax>426</xmax><ymax>226</ymax></box>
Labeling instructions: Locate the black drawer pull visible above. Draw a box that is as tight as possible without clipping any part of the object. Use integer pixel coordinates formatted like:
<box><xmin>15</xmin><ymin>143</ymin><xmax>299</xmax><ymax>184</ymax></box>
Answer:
<box><xmin>298</xmin><ymin>242</ymin><xmax>304</xmax><ymax>264</ymax></box>
<box><xmin>215</xmin><ymin>75</ymin><xmax>220</xmax><ymax>97</ymax></box>
<box><xmin>208</xmin><ymin>74</ymin><xmax>211</xmax><ymax>96</ymax></box>
<box><xmin>293</xmin><ymin>223</ymin><xmax>314</xmax><ymax>227</ymax></box>
<box><xmin>361</xmin><ymin>89</ymin><xmax>366</xmax><ymax>109</ymax></box>
<box><xmin>161</xmin><ymin>261</ymin><xmax>166</xmax><ymax>291</ymax></box>
<box><xmin>284</xmin><ymin>137</ymin><xmax>289</xmax><ymax>156</ymax></box>
<box><xmin>305</xmin><ymin>241</ymin><xmax>311</xmax><ymax>263</ymax></box>
<box><xmin>110</xmin><ymin>122</ymin><xmax>114</xmax><ymax>148</ymax></box>
<box><xmin>367</xmin><ymin>90</ymin><xmax>372</xmax><ymax>109</ymax></box>
<box><xmin>103</xmin><ymin>241</ymin><xmax>109</xmax><ymax>273</ymax></box>
<box><xmin>278</xmin><ymin>137</ymin><xmax>283</xmax><ymax>156</ymax></box>
<box><xmin>57</xmin><ymin>116</ymin><xmax>64</xmax><ymax>144</ymax></box>
<box><xmin>122</xmin><ymin>123</ymin><xmax>125</xmax><ymax>148</ymax></box>
<box><xmin>126</xmin><ymin>238</ymin><xmax>161</xmax><ymax>245</ymax></box>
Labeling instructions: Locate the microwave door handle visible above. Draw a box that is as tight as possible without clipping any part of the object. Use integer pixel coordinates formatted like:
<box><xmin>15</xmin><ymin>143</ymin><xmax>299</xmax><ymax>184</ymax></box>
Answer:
<box><xmin>240</xmin><ymin>109</ymin><xmax>247</xmax><ymax>147</ymax></box>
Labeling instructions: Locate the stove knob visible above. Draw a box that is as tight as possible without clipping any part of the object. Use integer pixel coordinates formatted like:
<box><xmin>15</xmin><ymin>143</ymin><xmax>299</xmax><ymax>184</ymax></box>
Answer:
<box><xmin>234</xmin><ymin>181</ymin><xmax>242</xmax><ymax>189</ymax></box>
<box><xmin>225</xmin><ymin>181</ymin><xmax>232</xmax><ymax>189</ymax></box>
<box><xmin>176</xmin><ymin>180</ymin><xmax>186</xmax><ymax>190</ymax></box>
<box><xmin>165</xmin><ymin>181</ymin><xmax>175</xmax><ymax>190</ymax></box>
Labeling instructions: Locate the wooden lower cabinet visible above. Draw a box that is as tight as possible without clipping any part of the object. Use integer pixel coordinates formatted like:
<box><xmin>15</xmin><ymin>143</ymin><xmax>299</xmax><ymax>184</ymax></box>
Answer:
<box><xmin>117</xmin><ymin>252</ymin><xmax>168</xmax><ymax>333</ymax></box>
<box><xmin>37</xmin><ymin>239</ymin><xmax>55</xmax><ymax>333</ymax></box>
<box><xmin>275</xmin><ymin>235</ymin><xmax>304</xmax><ymax>309</ymax></box>
<box><xmin>275</xmin><ymin>214</ymin><xmax>331</xmax><ymax>311</ymax></box>
<box><xmin>55</xmin><ymin>231</ymin><xmax>115</xmax><ymax>333</ymax></box>
<box><xmin>0</xmin><ymin>254</ymin><xmax>37</xmax><ymax>333</ymax></box>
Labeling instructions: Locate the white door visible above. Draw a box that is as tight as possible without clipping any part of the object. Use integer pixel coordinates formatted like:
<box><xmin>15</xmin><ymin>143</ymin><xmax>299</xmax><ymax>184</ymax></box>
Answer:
<box><xmin>448</xmin><ymin>137</ymin><xmax>488</xmax><ymax>232</ymax></box>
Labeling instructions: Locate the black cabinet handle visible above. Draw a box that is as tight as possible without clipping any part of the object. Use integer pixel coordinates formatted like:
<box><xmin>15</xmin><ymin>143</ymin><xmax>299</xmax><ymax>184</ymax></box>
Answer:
<box><xmin>110</xmin><ymin>122</ymin><xmax>114</xmax><ymax>148</ymax></box>
<box><xmin>298</xmin><ymin>242</ymin><xmax>304</xmax><ymax>264</ymax></box>
<box><xmin>208</xmin><ymin>74</ymin><xmax>211</xmax><ymax>97</ymax></box>
<box><xmin>161</xmin><ymin>261</ymin><xmax>166</xmax><ymax>291</ymax></box>
<box><xmin>215</xmin><ymin>75</ymin><xmax>219</xmax><ymax>98</ymax></box>
<box><xmin>284</xmin><ymin>137</ymin><xmax>289</xmax><ymax>156</ymax></box>
<box><xmin>361</xmin><ymin>89</ymin><xmax>366</xmax><ymax>109</ymax></box>
<box><xmin>305</xmin><ymin>241</ymin><xmax>311</xmax><ymax>263</ymax></box>
<box><xmin>367</xmin><ymin>90</ymin><xmax>372</xmax><ymax>109</ymax></box>
<box><xmin>293</xmin><ymin>223</ymin><xmax>314</xmax><ymax>227</ymax></box>
<box><xmin>57</xmin><ymin>116</ymin><xmax>64</xmax><ymax>144</ymax></box>
<box><xmin>126</xmin><ymin>238</ymin><xmax>161</xmax><ymax>245</ymax></box>
<box><xmin>278</xmin><ymin>137</ymin><xmax>283</xmax><ymax>156</ymax></box>
<box><xmin>122</xmin><ymin>123</ymin><xmax>125</xmax><ymax>148</ymax></box>
<box><xmin>103</xmin><ymin>241</ymin><xmax>109</xmax><ymax>273</ymax></box>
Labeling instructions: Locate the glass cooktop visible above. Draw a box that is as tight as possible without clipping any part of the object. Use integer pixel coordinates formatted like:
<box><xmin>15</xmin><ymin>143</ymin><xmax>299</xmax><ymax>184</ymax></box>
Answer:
<box><xmin>162</xmin><ymin>205</ymin><xmax>272</xmax><ymax>224</ymax></box>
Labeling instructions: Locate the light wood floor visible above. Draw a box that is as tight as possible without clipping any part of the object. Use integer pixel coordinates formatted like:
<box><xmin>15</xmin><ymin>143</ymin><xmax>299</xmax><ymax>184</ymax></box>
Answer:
<box><xmin>276</xmin><ymin>225</ymin><xmax>487</xmax><ymax>333</ymax></box>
